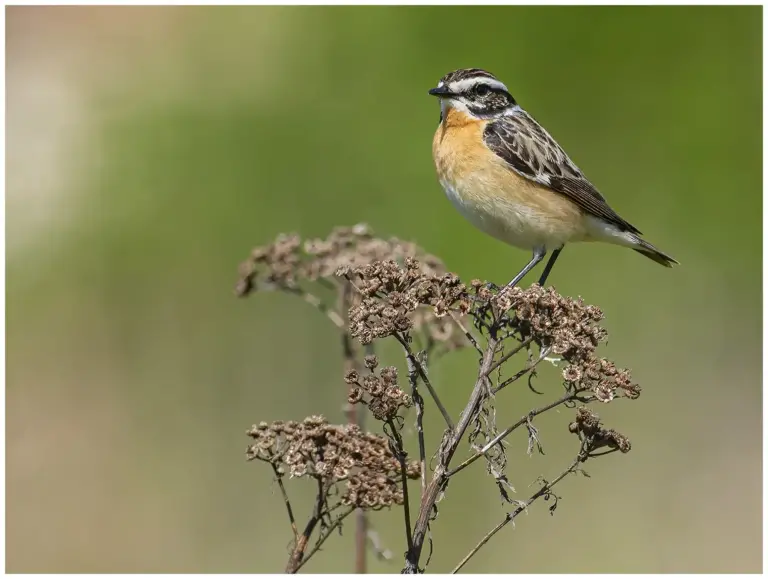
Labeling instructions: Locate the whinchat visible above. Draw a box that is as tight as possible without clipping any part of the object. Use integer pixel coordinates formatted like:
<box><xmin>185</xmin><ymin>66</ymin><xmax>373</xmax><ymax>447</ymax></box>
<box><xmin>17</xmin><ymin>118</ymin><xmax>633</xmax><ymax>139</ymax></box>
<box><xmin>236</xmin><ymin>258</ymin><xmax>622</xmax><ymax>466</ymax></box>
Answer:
<box><xmin>429</xmin><ymin>68</ymin><xmax>677</xmax><ymax>288</ymax></box>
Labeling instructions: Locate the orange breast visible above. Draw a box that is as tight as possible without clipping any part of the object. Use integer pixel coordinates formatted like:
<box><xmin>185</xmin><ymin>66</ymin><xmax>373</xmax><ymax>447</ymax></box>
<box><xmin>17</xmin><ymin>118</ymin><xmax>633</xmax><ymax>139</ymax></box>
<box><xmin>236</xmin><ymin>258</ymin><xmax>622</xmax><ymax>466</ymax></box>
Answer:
<box><xmin>432</xmin><ymin>108</ymin><xmax>487</xmax><ymax>184</ymax></box>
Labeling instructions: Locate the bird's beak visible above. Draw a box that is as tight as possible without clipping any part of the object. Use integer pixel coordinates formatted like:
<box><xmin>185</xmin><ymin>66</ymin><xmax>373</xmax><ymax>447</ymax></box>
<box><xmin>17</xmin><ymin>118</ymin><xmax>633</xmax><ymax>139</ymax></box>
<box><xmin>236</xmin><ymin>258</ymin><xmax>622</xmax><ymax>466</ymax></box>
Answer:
<box><xmin>428</xmin><ymin>85</ymin><xmax>454</xmax><ymax>97</ymax></box>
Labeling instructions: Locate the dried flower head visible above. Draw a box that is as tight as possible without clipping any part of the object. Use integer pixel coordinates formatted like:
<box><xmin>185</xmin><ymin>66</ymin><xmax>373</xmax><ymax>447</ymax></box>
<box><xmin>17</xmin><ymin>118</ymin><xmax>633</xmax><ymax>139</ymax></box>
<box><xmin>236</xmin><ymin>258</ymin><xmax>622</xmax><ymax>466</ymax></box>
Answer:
<box><xmin>346</xmin><ymin>359</ymin><xmax>413</xmax><ymax>421</ymax></box>
<box><xmin>247</xmin><ymin>416</ymin><xmax>420</xmax><ymax>509</ymax></box>
<box><xmin>491</xmin><ymin>285</ymin><xmax>606</xmax><ymax>362</ymax></box>
<box><xmin>568</xmin><ymin>407</ymin><xmax>632</xmax><ymax>453</ymax></box>
<box><xmin>364</xmin><ymin>355</ymin><xmax>378</xmax><ymax>370</ymax></box>
<box><xmin>236</xmin><ymin>225</ymin><xmax>445</xmax><ymax>296</ymax></box>
<box><xmin>474</xmin><ymin>284</ymin><xmax>641</xmax><ymax>403</ymax></box>
<box><xmin>236</xmin><ymin>226</ymin><xmax>469</xmax><ymax>353</ymax></box>
<box><xmin>566</xmin><ymin>356</ymin><xmax>641</xmax><ymax>402</ymax></box>
<box><xmin>344</xmin><ymin>258</ymin><xmax>471</xmax><ymax>345</ymax></box>
<box><xmin>236</xmin><ymin>233</ymin><xmax>303</xmax><ymax>294</ymax></box>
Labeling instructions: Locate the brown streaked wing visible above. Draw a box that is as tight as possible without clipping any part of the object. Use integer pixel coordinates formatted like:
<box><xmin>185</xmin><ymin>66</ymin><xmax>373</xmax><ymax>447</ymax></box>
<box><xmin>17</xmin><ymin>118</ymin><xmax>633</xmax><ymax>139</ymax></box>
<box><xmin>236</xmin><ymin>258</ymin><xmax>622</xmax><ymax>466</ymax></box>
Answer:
<box><xmin>482</xmin><ymin>114</ymin><xmax>641</xmax><ymax>235</ymax></box>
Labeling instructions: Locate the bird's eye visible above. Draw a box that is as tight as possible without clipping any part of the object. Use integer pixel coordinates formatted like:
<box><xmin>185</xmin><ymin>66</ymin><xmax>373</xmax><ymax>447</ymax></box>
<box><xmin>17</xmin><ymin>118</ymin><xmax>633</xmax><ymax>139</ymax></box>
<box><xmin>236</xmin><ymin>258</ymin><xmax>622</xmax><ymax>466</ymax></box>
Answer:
<box><xmin>474</xmin><ymin>84</ymin><xmax>490</xmax><ymax>96</ymax></box>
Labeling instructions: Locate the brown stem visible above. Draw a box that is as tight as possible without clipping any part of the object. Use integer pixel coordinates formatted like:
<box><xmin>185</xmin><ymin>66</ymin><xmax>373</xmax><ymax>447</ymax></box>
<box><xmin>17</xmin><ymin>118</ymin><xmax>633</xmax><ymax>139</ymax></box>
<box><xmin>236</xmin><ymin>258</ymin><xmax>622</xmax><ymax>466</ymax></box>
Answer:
<box><xmin>387</xmin><ymin>418</ymin><xmax>414</xmax><ymax>552</ymax></box>
<box><xmin>395</xmin><ymin>333</ymin><xmax>454</xmax><ymax>430</ymax></box>
<box><xmin>485</xmin><ymin>336</ymin><xmax>533</xmax><ymax>375</ymax></box>
<box><xmin>271</xmin><ymin>463</ymin><xmax>298</xmax><ymax>540</ymax></box>
<box><xmin>293</xmin><ymin>507</ymin><xmax>356</xmax><ymax>573</ymax></box>
<box><xmin>445</xmin><ymin>391</ymin><xmax>577</xmax><ymax>478</ymax></box>
<box><xmin>285</xmin><ymin>479</ymin><xmax>326</xmax><ymax>574</ymax></box>
<box><xmin>492</xmin><ymin>345</ymin><xmax>552</xmax><ymax>394</ymax></box>
<box><xmin>402</xmin><ymin>335</ymin><xmax>500</xmax><ymax>573</ymax></box>
<box><xmin>451</xmin><ymin>453</ymin><xmax>584</xmax><ymax>573</ymax></box>
<box><xmin>339</xmin><ymin>283</ymin><xmax>367</xmax><ymax>574</ymax></box>
<box><xmin>448</xmin><ymin>311</ymin><xmax>483</xmax><ymax>355</ymax></box>
<box><xmin>403</xmin><ymin>347</ymin><xmax>427</xmax><ymax>494</ymax></box>
<box><xmin>284</xmin><ymin>286</ymin><xmax>345</xmax><ymax>329</ymax></box>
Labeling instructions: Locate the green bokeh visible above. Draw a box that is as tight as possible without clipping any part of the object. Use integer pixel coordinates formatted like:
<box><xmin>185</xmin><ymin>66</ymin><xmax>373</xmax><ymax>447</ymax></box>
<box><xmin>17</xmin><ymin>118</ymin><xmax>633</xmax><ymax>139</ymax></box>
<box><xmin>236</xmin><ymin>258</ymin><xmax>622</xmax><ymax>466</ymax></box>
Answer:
<box><xmin>7</xmin><ymin>6</ymin><xmax>761</xmax><ymax>573</ymax></box>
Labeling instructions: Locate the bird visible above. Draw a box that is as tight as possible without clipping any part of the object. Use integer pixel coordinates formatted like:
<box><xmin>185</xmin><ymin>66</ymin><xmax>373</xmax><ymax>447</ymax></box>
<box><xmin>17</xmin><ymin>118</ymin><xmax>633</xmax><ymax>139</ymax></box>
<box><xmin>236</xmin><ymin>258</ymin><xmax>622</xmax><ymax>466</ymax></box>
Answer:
<box><xmin>429</xmin><ymin>67</ymin><xmax>677</xmax><ymax>289</ymax></box>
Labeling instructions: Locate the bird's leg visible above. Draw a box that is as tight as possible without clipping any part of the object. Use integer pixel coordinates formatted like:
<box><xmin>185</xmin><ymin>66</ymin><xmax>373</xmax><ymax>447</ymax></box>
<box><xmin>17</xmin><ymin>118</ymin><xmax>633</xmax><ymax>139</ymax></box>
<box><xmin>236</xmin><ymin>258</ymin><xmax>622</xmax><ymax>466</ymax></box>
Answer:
<box><xmin>505</xmin><ymin>246</ymin><xmax>546</xmax><ymax>289</ymax></box>
<box><xmin>538</xmin><ymin>246</ymin><xmax>563</xmax><ymax>287</ymax></box>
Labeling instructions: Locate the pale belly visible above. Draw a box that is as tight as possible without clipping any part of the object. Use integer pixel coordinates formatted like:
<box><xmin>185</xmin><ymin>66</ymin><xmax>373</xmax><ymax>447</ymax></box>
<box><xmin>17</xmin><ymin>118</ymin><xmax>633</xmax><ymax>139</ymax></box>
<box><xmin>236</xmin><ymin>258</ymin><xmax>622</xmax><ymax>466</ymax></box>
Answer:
<box><xmin>439</xmin><ymin>176</ymin><xmax>587</xmax><ymax>251</ymax></box>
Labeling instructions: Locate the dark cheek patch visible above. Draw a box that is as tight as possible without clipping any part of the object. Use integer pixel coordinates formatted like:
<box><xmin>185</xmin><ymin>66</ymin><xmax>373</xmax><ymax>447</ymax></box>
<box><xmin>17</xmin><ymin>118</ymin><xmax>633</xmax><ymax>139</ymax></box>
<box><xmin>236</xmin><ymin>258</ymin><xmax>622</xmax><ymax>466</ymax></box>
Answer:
<box><xmin>488</xmin><ymin>94</ymin><xmax>506</xmax><ymax>109</ymax></box>
<box><xmin>470</xmin><ymin>93</ymin><xmax>510</xmax><ymax>116</ymax></box>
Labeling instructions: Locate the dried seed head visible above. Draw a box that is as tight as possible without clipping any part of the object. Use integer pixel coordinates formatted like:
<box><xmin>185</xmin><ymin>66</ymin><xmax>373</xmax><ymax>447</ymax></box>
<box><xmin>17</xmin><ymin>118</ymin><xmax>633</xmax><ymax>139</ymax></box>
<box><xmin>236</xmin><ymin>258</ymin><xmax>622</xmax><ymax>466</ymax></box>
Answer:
<box><xmin>347</xmin><ymin>364</ymin><xmax>412</xmax><ymax>422</ymax></box>
<box><xmin>344</xmin><ymin>369</ymin><xmax>360</xmax><ymax>385</ymax></box>
<box><xmin>247</xmin><ymin>416</ymin><xmax>420</xmax><ymax>510</ymax></box>
<box><xmin>236</xmin><ymin>225</ymin><xmax>445</xmax><ymax>297</ymax></box>
<box><xmin>348</xmin><ymin>386</ymin><xmax>363</xmax><ymax>404</ymax></box>
<box><xmin>364</xmin><ymin>355</ymin><xmax>379</xmax><ymax>370</ymax></box>
<box><xmin>468</xmin><ymin>285</ymin><xmax>641</xmax><ymax>403</ymax></box>
<box><xmin>568</xmin><ymin>407</ymin><xmax>632</xmax><ymax>454</ymax></box>
<box><xmin>562</xmin><ymin>364</ymin><xmax>582</xmax><ymax>383</ymax></box>
<box><xmin>344</xmin><ymin>258</ymin><xmax>471</xmax><ymax>348</ymax></box>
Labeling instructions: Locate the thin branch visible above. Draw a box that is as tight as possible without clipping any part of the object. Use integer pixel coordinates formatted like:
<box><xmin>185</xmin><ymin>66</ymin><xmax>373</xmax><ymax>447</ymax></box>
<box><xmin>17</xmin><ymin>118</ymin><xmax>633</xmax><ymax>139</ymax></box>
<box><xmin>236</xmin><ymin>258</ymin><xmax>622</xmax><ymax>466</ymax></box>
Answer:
<box><xmin>339</xmin><ymin>282</ymin><xmax>367</xmax><ymax>575</ymax></box>
<box><xmin>448</xmin><ymin>311</ymin><xmax>483</xmax><ymax>355</ymax></box>
<box><xmin>395</xmin><ymin>333</ymin><xmax>454</xmax><ymax>430</ymax></box>
<box><xmin>446</xmin><ymin>391</ymin><xmax>577</xmax><ymax>478</ymax></box>
<box><xmin>402</xmin><ymin>335</ymin><xmax>500</xmax><ymax>573</ymax></box>
<box><xmin>451</xmin><ymin>517</ymin><xmax>507</xmax><ymax>574</ymax></box>
<box><xmin>285</xmin><ymin>478</ymin><xmax>326</xmax><ymax>573</ymax></box>
<box><xmin>271</xmin><ymin>463</ymin><xmax>298</xmax><ymax>540</ymax></box>
<box><xmin>404</xmin><ymin>348</ymin><xmax>427</xmax><ymax>495</ymax></box>
<box><xmin>492</xmin><ymin>345</ymin><xmax>551</xmax><ymax>394</ymax></box>
<box><xmin>588</xmin><ymin>448</ymin><xmax>621</xmax><ymax>458</ymax></box>
<box><xmin>451</xmin><ymin>454</ymin><xmax>583</xmax><ymax>574</ymax></box>
<box><xmin>293</xmin><ymin>506</ymin><xmax>356</xmax><ymax>573</ymax></box>
<box><xmin>387</xmin><ymin>418</ymin><xmax>414</xmax><ymax>552</ymax></box>
<box><xmin>485</xmin><ymin>336</ymin><xmax>533</xmax><ymax>375</ymax></box>
<box><xmin>284</xmin><ymin>286</ymin><xmax>345</xmax><ymax>329</ymax></box>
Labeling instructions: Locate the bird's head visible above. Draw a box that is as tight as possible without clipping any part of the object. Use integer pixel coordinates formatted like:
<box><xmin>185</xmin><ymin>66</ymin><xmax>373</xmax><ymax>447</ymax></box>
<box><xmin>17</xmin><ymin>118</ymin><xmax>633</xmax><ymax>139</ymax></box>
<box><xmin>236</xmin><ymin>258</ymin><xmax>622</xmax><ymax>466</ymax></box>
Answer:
<box><xmin>429</xmin><ymin>68</ymin><xmax>517</xmax><ymax>121</ymax></box>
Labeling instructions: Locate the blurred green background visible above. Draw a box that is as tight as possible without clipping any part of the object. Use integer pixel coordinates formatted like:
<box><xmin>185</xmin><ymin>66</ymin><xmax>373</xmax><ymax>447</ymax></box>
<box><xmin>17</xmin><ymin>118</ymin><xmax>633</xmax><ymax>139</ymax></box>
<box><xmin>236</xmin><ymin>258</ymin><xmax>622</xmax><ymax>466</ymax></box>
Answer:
<box><xmin>6</xmin><ymin>5</ymin><xmax>761</xmax><ymax>573</ymax></box>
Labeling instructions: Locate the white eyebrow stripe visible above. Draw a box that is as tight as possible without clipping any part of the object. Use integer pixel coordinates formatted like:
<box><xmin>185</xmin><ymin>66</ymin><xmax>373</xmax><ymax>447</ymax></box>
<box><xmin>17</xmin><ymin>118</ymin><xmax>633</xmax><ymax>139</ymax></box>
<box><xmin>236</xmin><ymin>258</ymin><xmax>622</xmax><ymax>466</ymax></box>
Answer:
<box><xmin>450</xmin><ymin>77</ymin><xmax>508</xmax><ymax>93</ymax></box>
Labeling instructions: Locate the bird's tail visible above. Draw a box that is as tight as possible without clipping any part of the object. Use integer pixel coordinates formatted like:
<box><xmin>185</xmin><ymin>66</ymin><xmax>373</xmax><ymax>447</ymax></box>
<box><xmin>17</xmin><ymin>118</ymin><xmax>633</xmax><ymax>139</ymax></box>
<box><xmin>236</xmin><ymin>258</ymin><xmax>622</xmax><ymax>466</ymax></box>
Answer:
<box><xmin>632</xmin><ymin>238</ymin><xmax>679</xmax><ymax>268</ymax></box>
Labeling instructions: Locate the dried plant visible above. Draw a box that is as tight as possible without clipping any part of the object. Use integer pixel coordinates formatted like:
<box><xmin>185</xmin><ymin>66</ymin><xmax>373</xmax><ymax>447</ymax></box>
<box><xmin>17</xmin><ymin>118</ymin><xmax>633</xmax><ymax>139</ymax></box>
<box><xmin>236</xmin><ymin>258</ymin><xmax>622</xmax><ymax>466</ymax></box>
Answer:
<box><xmin>238</xmin><ymin>225</ymin><xmax>640</xmax><ymax>573</ymax></box>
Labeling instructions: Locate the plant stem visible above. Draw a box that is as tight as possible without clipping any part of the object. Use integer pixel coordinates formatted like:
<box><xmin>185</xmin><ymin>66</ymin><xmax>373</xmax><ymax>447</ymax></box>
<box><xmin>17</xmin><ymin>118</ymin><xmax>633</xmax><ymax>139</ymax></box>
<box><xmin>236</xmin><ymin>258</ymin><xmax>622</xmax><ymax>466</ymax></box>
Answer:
<box><xmin>446</xmin><ymin>392</ymin><xmax>577</xmax><ymax>478</ymax></box>
<box><xmin>293</xmin><ymin>507</ymin><xmax>356</xmax><ymax>573</ymax></box>
<box><xmin>285</xmin><ymin>479</ymin><xmax>326</xmax><ymax>573</ymax></box>
<box><xmin>451</xmin><ymin>454</ymin><xmax>583</xmax><ymax>573</ymax></box>
<box><xmin>402</xmin><ymin>335</ymin><xmax>499</xmax><ymax>573</ymax></box>
<box><xmin>271</xmin><ymin>463</ymin><xmax>298</xmax><ymax>539</ymax></box>
<box><xmin>492</xmin><ymin>346</ymin><xmax>551</xmax><ymax>394</ymax></box>
<box><xmin>387</xmin><ymin>419</ymin><xmax>414</xmax><ymax>552</ymax></box>
<box><xmin>339</xmin><ymin>283</ymin><xmax>367</xmax><ymax>574</ymax></box>
<box><xmin>404</xmin><ymin>348</ymin><xmax>427</xmax><ymax>495</ymax></box>
<box><xmin>485</xmin><ymin>336</ymin><xmax>533</xmax><ymax>375</ymax></box>
<box><xmin>396</xmin><ymin>333</ymin><xmax>454</xmax><ymax>430</ymax></box>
